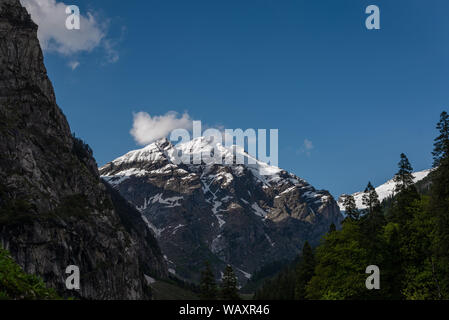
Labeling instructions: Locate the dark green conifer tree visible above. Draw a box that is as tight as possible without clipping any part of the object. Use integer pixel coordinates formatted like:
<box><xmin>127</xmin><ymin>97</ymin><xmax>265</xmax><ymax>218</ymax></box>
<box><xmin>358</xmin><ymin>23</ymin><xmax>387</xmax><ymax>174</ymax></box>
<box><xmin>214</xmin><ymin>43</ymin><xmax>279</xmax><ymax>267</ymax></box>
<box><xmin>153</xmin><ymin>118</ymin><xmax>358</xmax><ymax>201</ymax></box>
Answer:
<box><xmin>360</xmin><ymin>182</ymin><xmax>385</xmax><ymax>264</ymax></box>
<box><xmin>389</xmin><ymin>153</ymin><xmax>420</xmax><ymax>224</ymax></box>
<box><xmin>295</xmin><ymin>241</ymin><xmax>315</xmax><ymax>300</ymax></box>
<box><xmin>382</xmin><ymin>154</ymin><xmax>419</xmax><ymax>298</ymax></box>
<box><xmin>393</xmin><ymin>153</ymin><xmax>415</xmax><ymax>193</ymax></box>
<box><xmin>199</xmin><ymin>261</ymin><xmax>217</xmax><ymax>300</ymax></box>
<box><xmin>343</xmin><ymin>194</ymin><xmax>359</xmax><ymax>221</ymax></box>
<box><xmin>362</xmin><ymin>182</ymin><xmax>381</xmax><ymax>214</ymax></box>
<box><xmin>430</xmin><ymin>111</ymin><xmax>449</xmax><ymax>298</ymax></box>
<box><xmin>220</xmin><ymin>265</ymin><xmax>240</xmax><ymax>300</ymax></box>
<box><xmin>432</xmin><ymin>111</ymin><xmax>449</xmax><ymax>168</ymax></box>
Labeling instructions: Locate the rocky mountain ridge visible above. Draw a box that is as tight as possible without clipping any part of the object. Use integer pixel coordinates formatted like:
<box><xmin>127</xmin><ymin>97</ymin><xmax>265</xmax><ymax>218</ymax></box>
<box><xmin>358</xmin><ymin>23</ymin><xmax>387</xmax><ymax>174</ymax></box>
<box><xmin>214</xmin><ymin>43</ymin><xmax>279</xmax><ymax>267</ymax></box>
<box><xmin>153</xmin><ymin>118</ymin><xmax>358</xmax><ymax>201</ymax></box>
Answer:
<box><xmin>100</xmin><ymin>137</ymin><xmax>343</xmax><ymax>283</ymax></box>
<box><xmin>0</xmin><ymin>0</ymin><xmax>167</xmax><ymax>299</ymax></box>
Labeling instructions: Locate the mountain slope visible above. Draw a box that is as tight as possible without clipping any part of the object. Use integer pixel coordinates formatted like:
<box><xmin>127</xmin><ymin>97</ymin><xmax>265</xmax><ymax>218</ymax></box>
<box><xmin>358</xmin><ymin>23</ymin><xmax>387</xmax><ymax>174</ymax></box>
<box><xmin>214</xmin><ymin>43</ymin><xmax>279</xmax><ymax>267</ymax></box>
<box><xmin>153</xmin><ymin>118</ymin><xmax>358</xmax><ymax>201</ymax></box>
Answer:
<box><xmin>337</xmin><ymin>169</ymin><xmax>432</xmax><ymax>210</ymax></box>
<box><xmin>0</xmin><ymin>0</ymin><xmax>167</xmax><ymax>299</ymax></box>
<box><xmin>100</xmin><ymin>137</ymin><xmax>343</xmax><ymax>283</ymax></box>
<box><xmin>0</xmin><ymin>247</ymin><xmax>60</xmax><ymax>299</ymax></box>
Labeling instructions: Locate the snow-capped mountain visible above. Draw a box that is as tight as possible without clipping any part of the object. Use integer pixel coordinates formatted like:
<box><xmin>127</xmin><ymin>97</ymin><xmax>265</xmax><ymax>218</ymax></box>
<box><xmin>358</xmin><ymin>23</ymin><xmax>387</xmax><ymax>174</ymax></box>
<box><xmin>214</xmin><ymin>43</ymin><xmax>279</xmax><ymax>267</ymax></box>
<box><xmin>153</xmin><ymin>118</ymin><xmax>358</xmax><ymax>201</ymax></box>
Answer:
<box><xmin>100</xmin><ymin>137</ymin><xmax>342</xmax><ymax>283</ymax></box>
<box><xmin>337</xmin><ymin>169</ymin><xmax>432</xmax><ymax>211</ymax></box>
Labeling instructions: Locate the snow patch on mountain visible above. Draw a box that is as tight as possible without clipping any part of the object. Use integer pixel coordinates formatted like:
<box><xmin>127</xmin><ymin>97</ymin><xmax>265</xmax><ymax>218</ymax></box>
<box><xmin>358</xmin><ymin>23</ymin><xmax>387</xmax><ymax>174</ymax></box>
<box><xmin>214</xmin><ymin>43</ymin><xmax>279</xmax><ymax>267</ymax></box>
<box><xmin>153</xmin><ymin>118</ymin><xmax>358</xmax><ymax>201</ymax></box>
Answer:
<box><xmin>141</xmin><ymin>215</ymin><xmax>164</xmax><ymax>238</ymax></box>
<box><xmin>99</xmin><ymin>136</ymin><xmax>343</xmax><ymax>284</ymax></box>
<box><xmin>251</xmin><ymin>202</ymin><xmax>268</xmax><ymax>218</ymax></box>
<box><xmin>100</xmin><ymin>137</ymin><xmax>282</xmax><ymax>184</ymax></box>
<box><xmin>235</xmin><ymin>267</ymin><xmax>252</xmax><ymax>280</ymax></box>
<box><xmin>137</xmin><ymin>194</ymin><xmax>183</xmax><ymax>211</ymax></box>
<box><xmin>172</xmin><ymin>224</ymin><xmax>185</xmax><ymax>235</ymax></box>
<box><xmin>338</xmin><ymin>169</ymin><xmax>432</xmax><ymax>211</ymax></box>
<box><xmin>102</xmin><ymin>167</ymin><xmax>149</xmax><ymax>186</ymax></box>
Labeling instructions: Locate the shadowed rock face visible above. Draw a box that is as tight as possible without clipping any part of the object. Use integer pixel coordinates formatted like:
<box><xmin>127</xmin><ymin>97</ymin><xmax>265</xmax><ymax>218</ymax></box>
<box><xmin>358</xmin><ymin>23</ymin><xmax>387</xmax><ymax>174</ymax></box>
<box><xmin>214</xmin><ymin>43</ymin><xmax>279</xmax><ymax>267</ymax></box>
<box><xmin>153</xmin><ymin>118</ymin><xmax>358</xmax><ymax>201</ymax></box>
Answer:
<box><xmin>100</xmin><ymin>138</ymin><xmax>343</xmax><ymax>283</ymax></box>
<box><xmin>0</xmin><ymin>0</ymin><xmax>167</xmax><ymax>299</ymax></box>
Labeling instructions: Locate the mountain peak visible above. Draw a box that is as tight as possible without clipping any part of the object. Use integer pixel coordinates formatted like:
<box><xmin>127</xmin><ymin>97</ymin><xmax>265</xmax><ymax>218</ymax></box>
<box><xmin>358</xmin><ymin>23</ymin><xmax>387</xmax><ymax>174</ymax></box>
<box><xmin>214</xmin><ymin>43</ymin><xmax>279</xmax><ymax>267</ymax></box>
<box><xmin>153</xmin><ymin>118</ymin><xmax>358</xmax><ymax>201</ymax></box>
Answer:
<box><xmin>103</xmin><ymin>135</ymin><xmax>283</xmax><ymax>183</ymax></box>
<box><xmin>100</xmin><ymin>138</ymin><xmax>343</xmax><ymax>283</ymax></box>
<box><xmin>154</xmin><ymin>137</ymin><xmax>172</xmax><ymax>148</ymax></box>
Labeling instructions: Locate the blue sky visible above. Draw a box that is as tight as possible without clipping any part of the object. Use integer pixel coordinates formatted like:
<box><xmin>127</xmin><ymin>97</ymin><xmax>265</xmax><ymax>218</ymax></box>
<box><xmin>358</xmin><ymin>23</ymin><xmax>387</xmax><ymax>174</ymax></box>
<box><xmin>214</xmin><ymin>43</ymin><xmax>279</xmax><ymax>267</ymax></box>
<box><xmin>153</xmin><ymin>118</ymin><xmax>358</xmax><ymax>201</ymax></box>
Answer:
<box><xmin>33</xmin><ymin>0</ymin><xmax>449</xmax><ymax>197</ymax></box>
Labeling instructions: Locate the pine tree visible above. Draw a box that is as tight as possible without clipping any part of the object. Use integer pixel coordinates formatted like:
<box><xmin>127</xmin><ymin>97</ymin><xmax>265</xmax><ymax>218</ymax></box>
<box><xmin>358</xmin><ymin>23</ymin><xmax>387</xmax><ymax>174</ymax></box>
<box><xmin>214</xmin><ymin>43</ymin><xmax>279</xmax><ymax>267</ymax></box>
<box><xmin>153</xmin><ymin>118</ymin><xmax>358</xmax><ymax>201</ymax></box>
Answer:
<box><xmin>360</xmin><ymin>182</ymin><xmax>385</xmax><ymax>263</ymax></box>
<box><xmin>430</xmin><ymin>111</ymin><xmax>449</xmax><ymax>298</ymax></box>
<box><xmin>432</xmin><ymin>111</ymin><xmax>449</xmax><ymax>168</ymax></box>
<box><xmin>400</xmin><ymin>196</ymin><xmax>441</xmax><ymax>299</ymax></box>
<box><xmin>343</xmin><ymin>194</ymin><xmax>359</xmax><ymax>221</ymax></box>
<box><xmin>393</xmin><ymin>153</ymin><xmax>415</xmax><ymax>193</ymax></box>
<box><xmin>362</xmin><ymin>182</ymin><xmax>380</xmax><ymax>214</ymax></box>
<box><xmin>381</xmin><ymin>222</ymin><xmax>404</xmax><ymax>299</ymax></box>
<box><xmin>328</xmin><ymin>223</ymin><xmax>336</xmax><ymax>233</ymax></box>
<box><xmin>389</xmin><ymin>153</ymin><xmax>420</xmax><ymax>224</ymax></box>
<box><xmin>220</xmin><ymin>265</ymin><xmax>240</xmax><ymax>300</ymax></box>
<box><xmin>295</xmin><ymin>241</ymin><xmax>315</xmax><ymax>300</ymax></box>
<box><xmin>199</xmin><ymin>261</ymin><xmax>217</xmax><ymax>300</ymax></box>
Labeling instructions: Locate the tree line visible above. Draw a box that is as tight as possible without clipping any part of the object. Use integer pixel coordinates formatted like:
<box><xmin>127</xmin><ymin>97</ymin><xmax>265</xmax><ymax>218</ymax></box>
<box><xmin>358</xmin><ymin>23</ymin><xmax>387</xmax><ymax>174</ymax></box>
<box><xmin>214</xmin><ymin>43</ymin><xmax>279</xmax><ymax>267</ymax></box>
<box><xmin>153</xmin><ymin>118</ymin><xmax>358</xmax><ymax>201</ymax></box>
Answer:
<box><xmin>254</xmin><ymin>111</ymin><xmax>449</xmax><ymax>300</ymax></box>
<box><xmin>199</xmin><ymin>262</ymin><xmax>241</xmax><ymax>300</ymax></box>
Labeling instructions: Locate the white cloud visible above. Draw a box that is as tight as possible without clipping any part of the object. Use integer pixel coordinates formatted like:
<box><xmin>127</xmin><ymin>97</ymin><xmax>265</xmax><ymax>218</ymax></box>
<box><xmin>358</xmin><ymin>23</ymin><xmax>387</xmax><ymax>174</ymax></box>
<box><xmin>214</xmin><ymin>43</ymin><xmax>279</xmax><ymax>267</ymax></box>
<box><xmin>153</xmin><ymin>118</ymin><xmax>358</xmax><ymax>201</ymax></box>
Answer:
<box><xmin>304</xmin><ymin>139</ymin><xmax>313</xmax><ymax>151</ymax></box>
<box><xmin>103</xmin><ymin>39</ymin><xmax>119</xmax><ymax>64</ymax></box>
<box><xmin>297</xmin><ymin>138</ymin><xmax>314</xmax><ymax>156</ymax></box>
<box><xmin>68</xmin><ymin>60</ymin><xmax>80</xmax><ymax>70</ymax></box>
<box><xmin>20</xmin><ymin>0</ymin><xmax>119</xmax><ymax>64</ymax></box>
<box><xmin>130</xmin><ymin>111</ymin><xmax>194</xmax><ymax>145</ymax></box>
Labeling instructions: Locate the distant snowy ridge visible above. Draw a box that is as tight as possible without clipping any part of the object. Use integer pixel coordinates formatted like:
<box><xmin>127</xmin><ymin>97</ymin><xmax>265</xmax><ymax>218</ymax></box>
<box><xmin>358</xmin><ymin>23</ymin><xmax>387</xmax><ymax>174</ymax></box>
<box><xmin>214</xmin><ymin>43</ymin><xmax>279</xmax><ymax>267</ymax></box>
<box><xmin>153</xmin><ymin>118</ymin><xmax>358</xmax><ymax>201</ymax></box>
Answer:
<box><xmin>337</xmin><ymin>169</ymin><xmax>432</xmax><ymax>211</ymax></box>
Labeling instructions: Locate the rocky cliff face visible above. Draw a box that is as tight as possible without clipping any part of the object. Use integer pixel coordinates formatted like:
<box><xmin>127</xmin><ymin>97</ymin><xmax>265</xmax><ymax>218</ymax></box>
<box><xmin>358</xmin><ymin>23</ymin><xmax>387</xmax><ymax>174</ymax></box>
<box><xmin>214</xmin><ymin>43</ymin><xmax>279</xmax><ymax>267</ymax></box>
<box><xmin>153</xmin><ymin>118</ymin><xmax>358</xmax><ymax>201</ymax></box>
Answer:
<box><xmin>0</xmin><ymin>0</ymin><xmax>167</xmax><ymax>299</ymax></box>
<box><xmin>100</xmin><ymin>137</ymin><xmax>343</xmax><ymax>283</ymax></box>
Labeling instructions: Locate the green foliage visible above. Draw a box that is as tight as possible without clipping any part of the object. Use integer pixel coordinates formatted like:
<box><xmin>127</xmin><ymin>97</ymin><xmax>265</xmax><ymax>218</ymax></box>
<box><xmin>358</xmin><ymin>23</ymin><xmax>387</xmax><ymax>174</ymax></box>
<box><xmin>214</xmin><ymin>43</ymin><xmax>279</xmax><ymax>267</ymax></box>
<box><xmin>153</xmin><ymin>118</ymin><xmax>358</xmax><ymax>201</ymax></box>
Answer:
<box><xmin>295</xmin><ymin>242</ymin><xmax>315</xmax><ymax>300</ymax></box>
<box><xmin>0</xmin><ymin>192</ymin><xmax>94</xmax><ymax>228</ymax></box>
<box><xmin>343</xmin><ymin>194</ymin><xmax>360</xmax><ymax>221</ymax></box>
<box><xmin>220</xmin><ymin>265</ymin><xmax>240</xmax><ymax>300</ymax></box>
<box><xmin>0</xmin><ymin>248</ymin><xmax>60</xmax><ymax>300</ymax></box>
<box><xmin>387</xmin><ymin>188</ymin><xmax>420</xmax><ymax>225</ymax></box>
<box><xmin>388</xmin><ymin>153</ymin><xmax>420</xmax><ymax>225</ymax></box>
<box><xmin>254</xmin><ymin>112</ymin><xmax>449</xmax><ymax>300</ymax></box>
<box><xmin>254</xmin><ymin>184</ymin><xmax>442</xmax><ymax>300</ymax></box>
<box><xmin>72</xmin><ymin>133</ymin><xmax>93</xmax><ymax>163</ymax></box>
<box><xmin>432</xmin><ymin>111</ymin><xmax>449</xmax><ymax>168</ymax></box>
<box><xmin>254</xmin><ymin>266</ymin><xmax>296</xmax><ymax>300</ymax></box>
<box><xmin>362</xmin><ymin>181</ymin><xmax>381</xmax><ymax>215</ymax></box>
<box><xmin>393</xmin><ymin>153</ymin><xmax>415</xmax><ymax>193</ymax></box>
<box><xmin>52</xmin><ymin>194</ymin><xmax>92</xmax><ymax>219</ymax></box>
<box><xmin>429</xmin><ymin>112</ymin><xmax>449</xmax><ymax>298</ymax></box>
<box><xmin>199</xmin><ymin>261</ymin><xmax>217</xmax><ymax>300</ymax></box>
<box><xmin>240</xmin><ymin>259</ymin><xmax>289</xmax><ymax>294</ymax></box>
<box><xmin>151</xmin><ymin>277</ymin><xmax>200</xmax><ymax>300</ymax></box>
<box><xmin>71</xmin><ymin>133</ymin><xmax>99</xmax><ymax>177</ymax></box>
<box><xmin>306</xmin><ymin>221</ymin><xmax>371</xmax><ymax>300</ymax></box>
<box><xmin>0</xmin><ymin>198</ymin><xmax>35</xmax><ymax>226</ymax></box>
